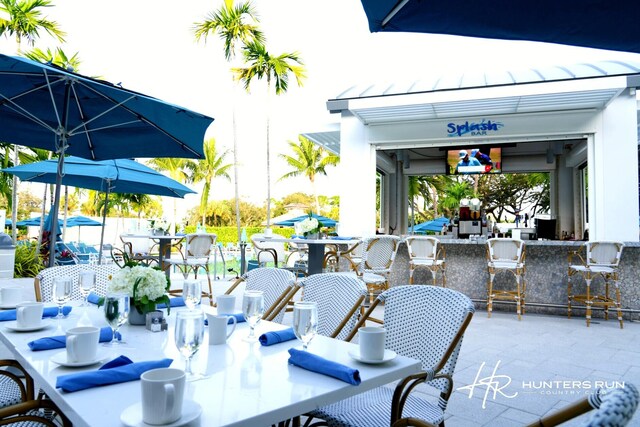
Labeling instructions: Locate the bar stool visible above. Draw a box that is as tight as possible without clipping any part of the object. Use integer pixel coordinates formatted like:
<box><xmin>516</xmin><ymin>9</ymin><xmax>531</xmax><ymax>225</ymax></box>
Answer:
<box><xmin>405</xmin><ymin>235</ymin><xmax>446</xmax><ymax>286</ymax></box>
<box><xmin>485</xmin><ymin>238</ymin><xmax>526</xmax><ymax>320</ymax></box>
<box><xmin>568</xmin><ymin>241</ymin><xmax>624</xmax><ymax>328</ymax></box>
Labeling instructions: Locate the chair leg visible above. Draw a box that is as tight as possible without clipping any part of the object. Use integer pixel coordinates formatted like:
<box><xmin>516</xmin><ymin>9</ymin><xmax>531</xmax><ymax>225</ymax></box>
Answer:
<box><xmin>585</xmin><ymin>274</ymin><xmax>592</xmax><ymax>327</ymax></box>
<box><xmin>409</xmin><ymin>265</ymin><xmax>414</xmax><ymax>285</ymax></box>
<box><xmin>204</xmin><ymin>265</ymin><xmax>214</xmax><ymax>306</ymax></box>
<box><xmin>487</xmin><ymin>272</ymin><xmax>495</xmax><ymax>318</ymax></box>
<box><xmin>604</xmin><ymin>279</ymin><xmax>610</xmax><ymax>321</ymax></box>
<box><xmin>515</xmin><ymin>273</ymin><xmax>522</xmax><ymax>321</ymax></box>
<box><xmin>615</xmin><ymin>281</ymin><xmax>623</xmax><ymax>329</ymax></box>
<box><xmin>567</xmin><ymin>272</ymin><xmax>573</xmax><ymax>319</ymax></box>
<box><xmin>441</xmin><ymin>266</ymin><xmax>447</xmax><ymax>288</ymax></box>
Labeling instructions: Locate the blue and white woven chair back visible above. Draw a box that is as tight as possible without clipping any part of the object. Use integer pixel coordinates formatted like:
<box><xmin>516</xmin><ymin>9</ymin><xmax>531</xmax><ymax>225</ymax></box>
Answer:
<box><xmin>586</xmin><ymin>241</ymin><xmax>624</xmax><ymax>268</ymax></box>
<box><xmin>360</xmin><ymin>235</ymin><xmax>401</xmax><ymax>274</ymax></box>
<box><xmin>487</xmin><ymin>238</ymin><xmax>524</xmax><ymax>264</ymax></box>
<box><xmin>406</xmin><ymin>236</ymin><xmax>438</xmax><ymax>261</ymax></box>
<box><xmin>586</xmin><ymin>384</ymin><xmax>639</xmax><ymax>426</ymax></box>
<box><xmin>35</xmin><ymin>264</ymin><xmax>120</xmax><ymax>303</ymax></box>
<box><xmin>300</xmin><ymin>273</ymin><xmax>367</xmax><ymax>340</ymax></box>
<box><xmin>380</xmin><ymin>285</ymin><xmax>475</xmax><ymax>393</ymax></box>
<box><xmin>185</xmin><ymin>233</ymin><xmax>216</xmax><ymax>259</ymax></box>
<box><xmin>243</xmin><ymin>267</ymin><xmax>296</xmax><ymax>323</ymax></box>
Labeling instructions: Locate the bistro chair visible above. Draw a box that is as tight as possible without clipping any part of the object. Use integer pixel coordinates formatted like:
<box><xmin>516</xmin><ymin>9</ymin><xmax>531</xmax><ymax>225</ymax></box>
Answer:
<box><xmin>525</xmin><ymin>383</ymin><xmax>639</xmax><ymax>427</ymax></box>
<box><xmin>164</xmin><ymin>233</ymin><xmax>217</xmax><ymax>305</ymax></box>
<box><xmin>251</xmin><ymin>233</ymin><xmax>287</xmax><ymax>268</ymax></box>
<box><xmin>116</xmin><ymin>234</ymin><xmax>158</xmax><ymax>267</ymax></box>
<box><xmin>219</xmin><ymin>267</ymin><xmax>296</xmax><ymax>324</ymax></box>
<box><xmin>304</xmin><ymin>285</ymin><xmax>475</xmax><ymax>427</ymax></box>
<box><xmin>34</xmin><ymin>264</ymin><xmax>119</xmax><ymax>303</ymax></box>
<box><xmin>355</xmin><ymin>235</ymin><xmax>401</xmax><ymax>305</ymax></box>
<box><xmin>272</xmin><ymin>273</ymin><xmax>368</xmax><ymax>341</ymax></box>
<box><xmin>338</xmin><ymin>240</ymin><xmax>363</xmax><ymax>272</ymax></box>
<box><xmin>568</xmin><ymin>241</ymin><xmax>625</xmax><ymax>328</ymax></box>
<box><xmin>485</xmin><ymin>238</ymin><xmax>526</xmax><ymax>320</ymax></box>
<box><xmin>0</xmin><ymin>360</ymin><xmax>34</xmax><ymax>409</ymax></box>
<box><xmin>405</xmin><ymin>235</ymin><xmax>446</xmax><ymax>286</ymax></box>
<box><xmin>0</xmin><ymin>393</ymin><xmax>72</xmax><ymax>426</ymax></box>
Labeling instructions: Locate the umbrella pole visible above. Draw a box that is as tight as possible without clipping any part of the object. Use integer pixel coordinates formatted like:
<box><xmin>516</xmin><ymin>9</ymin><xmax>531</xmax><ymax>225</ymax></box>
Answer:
<box><xmin>48</xmin><ymin>155</ymin><xmax>65</xmax><ymax>267</ymax></box>
<box><xmin>98</xmin><ymin>183</ymin><xmax>111</xmax><ymax>265</ymax></box>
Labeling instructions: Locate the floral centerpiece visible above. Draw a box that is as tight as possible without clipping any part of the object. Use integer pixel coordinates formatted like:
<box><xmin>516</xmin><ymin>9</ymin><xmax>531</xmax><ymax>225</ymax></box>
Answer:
<box><xmin>298</xmin><ymin>212</ymin><xmax>323</xmax><ymax>238</ymax></box>
<box><xmin>149</xmin><ymin>218</ymin><xmax>169</xmax><ymax>235</ymax></box>
<box><xmin>101</xmin><ymin>253</ymin><xmax>171</xmax><ymax>324</ymax></box>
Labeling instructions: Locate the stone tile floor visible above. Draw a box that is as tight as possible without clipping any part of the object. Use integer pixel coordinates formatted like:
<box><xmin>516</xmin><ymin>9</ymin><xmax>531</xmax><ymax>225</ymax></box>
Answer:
<box><xmin>2</xmin><ymin>276</ymin><xmax>639</xmax><ymax>426</ymax></box>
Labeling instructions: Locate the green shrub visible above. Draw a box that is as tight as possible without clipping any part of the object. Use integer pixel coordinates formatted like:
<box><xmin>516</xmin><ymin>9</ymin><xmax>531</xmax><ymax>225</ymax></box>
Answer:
<box><xmin>13</xmin><ymin>242</ymin><xmax>45</xmax><ymax>278</ymax></box>
<box><xmin>182</xmin><ymin>226</ymin><xmax>294</xmax><ymax>245</ymax></box>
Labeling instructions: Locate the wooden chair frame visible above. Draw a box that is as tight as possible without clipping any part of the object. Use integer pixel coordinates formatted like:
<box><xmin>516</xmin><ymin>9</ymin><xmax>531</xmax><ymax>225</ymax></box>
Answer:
<box><xmin>485</xmin><ymin>238</ymin><xmax>526</xmax><ymax>320</ymax></box>
<box><xmin>405</xmin><ymin>236</ymin><xmax>447</xmax><ymax>286</ymax></box>
<box><xmin>567</xmin><ymin>241</ymin><xmax>625</xmax><ymax>328</ymax></box>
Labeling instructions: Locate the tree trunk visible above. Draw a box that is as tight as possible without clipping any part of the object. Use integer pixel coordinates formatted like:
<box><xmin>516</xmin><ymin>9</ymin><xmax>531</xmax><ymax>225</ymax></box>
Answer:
<box><xmin>265</xmin><ymin>88</ymin><xmax>272</xmax><ymax>228</ymax></box>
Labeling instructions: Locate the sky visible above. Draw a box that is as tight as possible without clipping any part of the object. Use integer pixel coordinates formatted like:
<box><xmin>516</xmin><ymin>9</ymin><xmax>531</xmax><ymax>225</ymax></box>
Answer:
<box><xmin>3</xmin><ymin>0</ymin><xmax>640</xmax><ymax>222</ymax></box>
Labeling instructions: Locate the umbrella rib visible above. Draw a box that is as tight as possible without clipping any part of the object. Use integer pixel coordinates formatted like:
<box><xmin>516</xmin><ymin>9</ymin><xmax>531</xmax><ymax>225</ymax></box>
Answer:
<box><xmin>68</xmin><ymin>83</ymin><xmax>97</xmax><ymax>160</ymax></box>
<box><xmin>0</xmin><ymin>88</ymin><xmax>58</xmax><ymax>133</ymax></box>
<box><xmin>381</xmin><ymin>0</ymin><xmax>411</xmax><ymax>27</ymax></box>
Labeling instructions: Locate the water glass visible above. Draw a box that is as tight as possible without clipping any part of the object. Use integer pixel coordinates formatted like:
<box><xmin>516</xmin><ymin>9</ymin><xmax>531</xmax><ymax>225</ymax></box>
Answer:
<box><xmin>52</xmin><ymin>277</ymin><xmax>73</xmax><ymax>319</ymax></box>
<box><xmin>174</xmin><ymin>311</ymin><xmax>205</xmax><ymax>381</ymax></box>
<box><xmin>78</xmin><ymin>270</ymin><xmax>96</xmax><ymax>306</ymax></box>
<box><xmin>293</xmin><ymin>301</ymin><xmax>318</xmax><ymax>350</ymax></box>
<box><xmin>103</xmin><ymin>292</ymin><xmax>129</xmax><ymax>346</ymax></box>
<box><xmin>182</xmin><ymin>280</ymin><xmax>202</xmax><ymax>310</ymax></box>
<box><xmin>242</xmin><ymin>291</ymin><xmax>264</xmax><ymax>342</ymax></box>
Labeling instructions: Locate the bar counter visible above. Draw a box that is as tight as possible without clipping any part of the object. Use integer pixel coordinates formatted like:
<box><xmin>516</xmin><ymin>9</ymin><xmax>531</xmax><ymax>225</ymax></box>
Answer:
<box><xmin>388</xmin><ymin>238</ymin><xmax>640</xmax><ymax>320</ymax></box>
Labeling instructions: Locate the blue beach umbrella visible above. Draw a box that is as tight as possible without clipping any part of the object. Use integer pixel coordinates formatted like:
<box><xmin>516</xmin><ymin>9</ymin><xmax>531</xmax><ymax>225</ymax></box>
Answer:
<box><xmin>359</xmin><ymin>1</ymin><xmax>640</xmax><ymax>54</ymax></box>
<box><xmin>4</xmin><ymin>156</ymin><xmax>196</xmax><ymax>262</ymax></box>
<box><xmin>274</xmin><ymin>214</ymin><xmax>337</xmax><ymax>228</ymax></box>
<box><xmin>413</xmin><ymin>217</ymin><xmax>450</xmax><ymax>234</ymax></box>
<box><xmin>0</xmin><ymin>54</ymin><xmax>213</xmax><ymax>266</ymax></box>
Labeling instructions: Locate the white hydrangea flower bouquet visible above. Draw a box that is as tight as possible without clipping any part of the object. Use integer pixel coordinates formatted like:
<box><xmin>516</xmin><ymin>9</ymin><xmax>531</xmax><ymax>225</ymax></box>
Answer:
<box><xmin>298</xmin><ymin>213</ymin><xmax>323</xmax><ymax>237</ymax></box>
<box><xmin>108</xmin><ymin>264</ymin><xmax>171</xmax><ymax>315</ymax></box>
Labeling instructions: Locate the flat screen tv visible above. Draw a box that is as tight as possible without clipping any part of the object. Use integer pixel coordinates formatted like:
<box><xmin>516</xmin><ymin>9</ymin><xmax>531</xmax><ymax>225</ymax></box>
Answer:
<box><xmin>446</xmin><ymin>146</ymin><xmax>502</xmax><ymax>175</ymax></box>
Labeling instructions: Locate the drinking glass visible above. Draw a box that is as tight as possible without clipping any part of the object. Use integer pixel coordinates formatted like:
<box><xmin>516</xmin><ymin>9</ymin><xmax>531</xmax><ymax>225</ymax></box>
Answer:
<box><xmin>293</xmin><ymin>301</ymin><xmax>318</xmax><ymax>350</ymax></box>
<box><xmin>52</xmin><ymin>277</ymin><xmax>73</xmax><ymax>319</ymax></box>
<box><xmin>174</xmin><ymin>311</ymin><xmax>205</xmax><ymax>381</ymax></box>
<box><xmin>242</xmin><ymin>291</ymin><xmax>264</xmax><ymax>342</ymax></box>
<box><xmin>78</xmin><ymin>270</ymin><xmax>96</xmax><ymax>307</ymax></box>
<box><xmin>103</xmin><ymin>292</ymin><xmax>129</xmax><ymax>346</ymax></box>
<box><xmin>182</xmin><ymin>280</ymin><xmax>202</xmax><ymax>310</ymax></box>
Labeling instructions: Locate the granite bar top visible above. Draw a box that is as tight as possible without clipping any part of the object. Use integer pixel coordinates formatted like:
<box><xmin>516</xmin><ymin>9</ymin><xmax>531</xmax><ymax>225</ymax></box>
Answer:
<box><xmin>434</xmin><ymin>238</ymin><xmax>640</xmax><ymax>247</ymax></box>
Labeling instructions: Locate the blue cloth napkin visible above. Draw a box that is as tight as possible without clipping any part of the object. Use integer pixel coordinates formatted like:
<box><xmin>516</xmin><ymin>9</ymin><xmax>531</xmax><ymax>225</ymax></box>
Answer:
<box><xmin>204</xmin><ymin>313</ymin><xmax>246</xmax><ymax>326</ymax></box>
<box><xmin>332</xmin><ymin>236</ymin><xmax>354</xmax><ymax>240</ymax></box>
<box><xmin>288</xmin><ymin>348</ymin><xmax>361</xmax><ymax>385</ymax></box>
<box><xmin>100</xmin><ymin>355</ymin><xmax>133</xmax><ymax>370</ymax></box>
<box><xmin>87</xmin><ymin>293</ymin><xmax>101</xmax><ymax>305</ymax></box>
<box><xmin>259</xmin><ymin>328</ymin><xmax>297</xmax><ymax>346</ymax></box>
<box><xmin>28</xmin><ymin>327</ymin><xmax>118</xmax><ymax>351</ymax></box>
<box><xmin>56</xmin><ymin>357</ymin><xmax>173</xmax><ymax>392</ymax></box>
<box><xmin>157</xmin><ymin>297</ymin><xmax>185</xmax><ymax>309</ymax></box>
<box><xmin>0</xmin><ymin>306</ymin><xmax>72</xmax><ymax>322</ymax></box>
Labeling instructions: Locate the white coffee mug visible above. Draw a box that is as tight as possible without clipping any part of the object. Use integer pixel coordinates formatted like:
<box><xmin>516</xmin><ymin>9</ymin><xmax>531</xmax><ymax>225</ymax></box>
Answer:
<box><xmin>216</xmin><ymin>294</ymin><xmax>236</xmax><ymax>315</ymax></box>
<box><xmin>141</xmin><ymin>368</ymin><xmax>186</xmax><ymax>425</ymax></box>
<box><xmin>66</xmin><ymin>326</ymin><xmax>100</xmax><ymax>363</ymax></box>
<box><xmin>207</xmin><ymin>313</ymin><xmax>237</xmax><ymax>345</ymax></box>
<box><xmin>359</xmin><ymin>326</ymin><xmax>386</xmax><ymax>360</ymax></box>
<box><xmin>15</xmin><ymin>302</ymin><xmax>44</xmax><ymax>328</ymax></box>
<box><xmin>0</xmin><ymin>286</ymin><xmax>22</xmax><ymax>307</ymax></box>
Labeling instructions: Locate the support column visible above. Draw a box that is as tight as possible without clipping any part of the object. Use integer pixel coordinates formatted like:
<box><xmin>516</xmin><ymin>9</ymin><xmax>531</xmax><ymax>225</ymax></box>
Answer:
<box><xmin>338</xmin><ymin>112</ymin><xmax>377</xmax><ymax>237</ymax></box>
<box><xmin>588</xmin><ymin>90</ymin><xmax>639</xmax><ymax>242</ymax></box>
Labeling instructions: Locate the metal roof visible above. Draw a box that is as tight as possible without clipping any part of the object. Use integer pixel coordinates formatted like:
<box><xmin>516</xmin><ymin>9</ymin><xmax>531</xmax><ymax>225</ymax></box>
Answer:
<box><xmin>307</xmin><ymin>61</ymin><xmax>640</xmax><ymax>153</ymax></box>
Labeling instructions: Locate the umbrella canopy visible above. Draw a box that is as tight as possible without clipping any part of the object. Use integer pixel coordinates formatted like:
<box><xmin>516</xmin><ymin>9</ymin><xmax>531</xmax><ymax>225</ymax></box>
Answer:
<box><xmin>66</xmin><ymin>216</ymin><xmax>102</xmax><ymax>227</ymax></box>
<box><xmin>4</xmin><ymin>156</ymin><xmax>196</xmax><ymax>262</ymax></box>
<box><xmin>274</xmin><ymin>214</ymin><xmax>338</xmax><ymax>228</ymax></box>
<box><xmin>413</xmin><ymin>217</ymin><xmax>450</xmax><ymax>233</ymax></box>
<box><xmin>0</xmin><ymin>53</ymin><xmax>213</xmax><ymax>265</ymax></box>
<box><xmin>359</xmin><ymin>1</ymin><xmax>640</xmax><ymax>54</ymax></box>
<box><xmin>3</xmin><ymin>156</ymin><xmax>196</xmax><ymax>198</ymax></box>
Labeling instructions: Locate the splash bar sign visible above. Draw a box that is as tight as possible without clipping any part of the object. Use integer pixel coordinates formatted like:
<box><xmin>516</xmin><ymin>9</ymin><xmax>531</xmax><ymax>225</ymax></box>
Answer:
<box><xmin>447</xmin><ymin>119</ymin><xmax>504</xmax><ymax>137</ymax></box>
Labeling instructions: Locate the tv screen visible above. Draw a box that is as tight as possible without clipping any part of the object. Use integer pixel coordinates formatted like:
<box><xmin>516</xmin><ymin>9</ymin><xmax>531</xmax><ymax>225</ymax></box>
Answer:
<box><xmin>446</xmin><ymin>146</ymin><xmax>502</xmax><ymax>175</ymax></box>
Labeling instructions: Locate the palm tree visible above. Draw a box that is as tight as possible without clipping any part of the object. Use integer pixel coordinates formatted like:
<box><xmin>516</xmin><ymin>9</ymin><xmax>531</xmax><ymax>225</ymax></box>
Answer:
<box><xmin>193</xmin><ymin>0</ymin><xmax>264</xmax><ymax>243</ymax></box>
<box><xmin>233</xmin><ymin>40</ymin><xmax>306</xmax><ymax>228</ymax></box>
<box><xmin>0</xmin><ymin>0</ymin><xmax>65</xmax><ymax>243</ymax></box>
<box><xmin>147</xmin><ymin>158</ymin><xmax>190</xmax><ymax>234</ymax></box>
<box><xmin>278</xmin><ymin>135</ymin><xmax>338</xmax><ymax>213</ymax></box>
<box><xmin>188</xmin><ymin>138</ymin><xmax>232</xmax><ymax>226</ymax></box>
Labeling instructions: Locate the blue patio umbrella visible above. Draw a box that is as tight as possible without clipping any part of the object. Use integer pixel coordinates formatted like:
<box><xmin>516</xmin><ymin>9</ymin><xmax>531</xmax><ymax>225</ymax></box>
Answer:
<box><xmin>274</xmin><ymin>214</ymin><xmax>338</xmax><ymax>228</ymax></box>
<box><xmin>4</xmin><ymin>156</ymin><xmax>196</xmax><ymax>262</ymax></box>
<box><xmin>0</xmin><ymin>54</ymin><xmax>213</xmax><ymax>266</ymax></box>
<box><xmin>359</xmin><ymin>1</ymin><xmax>640</xmax><ymax>54</ymax></box>
<box><xmin>66</xmin><ymin>216</ymin><xmax>103</xmax><ymax>227</ymax></box>
<box><xmin>413</xmin><ymin>217</ymin><xmax>450</xmax><ymax>234</ymax></box>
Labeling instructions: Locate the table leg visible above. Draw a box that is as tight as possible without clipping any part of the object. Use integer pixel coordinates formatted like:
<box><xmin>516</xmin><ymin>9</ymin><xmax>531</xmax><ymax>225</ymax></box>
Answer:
<box><xmin>307</xmin><ymin>244</ymin><xmax>326</xmax><ymax>275</ymax></box>
<box><xmin>160</xmin><ymin>240</ymin><xmax>171</xmax><ymax>278</ymax></box>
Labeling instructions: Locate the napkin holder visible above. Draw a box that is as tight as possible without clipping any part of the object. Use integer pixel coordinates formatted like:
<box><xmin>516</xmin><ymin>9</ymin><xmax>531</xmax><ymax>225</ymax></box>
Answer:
<box><xmin>145</xmin><ymin>311</ymin><xmax>167</xmax><ymax>332</ymax></box>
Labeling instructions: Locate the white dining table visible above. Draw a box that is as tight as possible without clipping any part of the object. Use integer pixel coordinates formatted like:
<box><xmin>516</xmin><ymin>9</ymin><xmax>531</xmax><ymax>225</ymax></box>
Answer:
<box><xmin>254</xmin><ymin>237</ymin><xmax>360</xmax><ymax>274</ymax></box>
<box><xmin>0</xmin><ymin>302</ymin><xmax>421</xmax><ymax>427</ymax></box>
